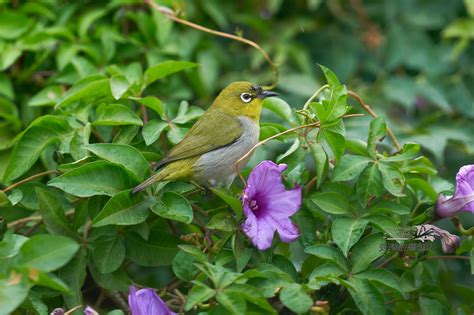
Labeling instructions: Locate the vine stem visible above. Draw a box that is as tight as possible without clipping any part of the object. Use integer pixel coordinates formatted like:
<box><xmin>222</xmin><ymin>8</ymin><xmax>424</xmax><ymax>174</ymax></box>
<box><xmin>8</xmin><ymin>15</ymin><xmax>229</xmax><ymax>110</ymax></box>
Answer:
<box><xmin>144</xmin><ymin>0</ymin><xmax>279</xmax><ymax>88</ymax></box>
<box><xmin>235</xmin><ymin>113</ymin><xmax>364</xmax><ymax>185</ymax></box>
<box><xmin>302</xmin><ymin>84</ymin><xmax>329</xmax><ymax>111</ymax></box>
<box><xmin>7</xmin><ymin>210</ymin><xmax>74</xmax><ymax>229</ymax></box>
<box><xmin>347</xmin><ymin>90</ymin><xmax>402</xmax><ymax>151</ymax></box>
<box><xmin>1</xmin><ymin>170</ymin><xmax>59</xmax><ymax>193</ymax></box>
<box><xmin>426</xmin><ymin>255</ymin><xmax>470</xmax><ymax>261</ymax></box>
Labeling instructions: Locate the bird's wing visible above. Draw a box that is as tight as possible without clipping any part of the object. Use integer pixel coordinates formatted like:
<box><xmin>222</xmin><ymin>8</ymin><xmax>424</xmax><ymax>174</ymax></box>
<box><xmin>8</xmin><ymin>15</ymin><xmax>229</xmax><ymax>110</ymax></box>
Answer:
<box><xmin>156</xmin><ymin>111</ymin><xmax>244</xmax><ymax>168</ymax></box>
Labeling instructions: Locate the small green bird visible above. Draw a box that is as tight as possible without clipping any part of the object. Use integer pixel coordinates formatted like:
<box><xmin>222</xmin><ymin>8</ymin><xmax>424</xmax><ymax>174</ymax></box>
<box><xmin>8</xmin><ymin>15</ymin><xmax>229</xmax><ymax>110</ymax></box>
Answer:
<box><xmin>132</xmin><ymin>81</ymin><xmax>278</xmax><ymax>193</ymax></box>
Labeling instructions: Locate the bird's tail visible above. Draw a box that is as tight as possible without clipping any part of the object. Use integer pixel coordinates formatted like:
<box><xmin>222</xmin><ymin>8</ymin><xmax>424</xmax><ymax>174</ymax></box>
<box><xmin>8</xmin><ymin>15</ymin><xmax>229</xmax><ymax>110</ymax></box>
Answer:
<box><xmin>132</xmin><ymin>171</ymin><xmax>166</xmax><ymax>194</ymax></box>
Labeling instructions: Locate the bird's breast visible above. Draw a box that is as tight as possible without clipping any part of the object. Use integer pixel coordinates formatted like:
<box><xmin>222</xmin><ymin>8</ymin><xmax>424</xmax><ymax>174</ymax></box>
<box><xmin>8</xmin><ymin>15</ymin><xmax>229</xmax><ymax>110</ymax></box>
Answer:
<box><xmin>193</xmin><ymin>116</ymin><xmax>259</xmax><ymax>187</ymax></box>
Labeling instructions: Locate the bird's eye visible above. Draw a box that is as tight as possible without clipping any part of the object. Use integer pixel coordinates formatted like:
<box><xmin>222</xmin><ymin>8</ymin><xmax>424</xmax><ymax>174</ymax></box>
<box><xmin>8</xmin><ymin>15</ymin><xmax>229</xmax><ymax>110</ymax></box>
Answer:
<box><xmin>240</xmin><ymin>93</ymin><xmax>253</xmax><ymax>103</ymax></box>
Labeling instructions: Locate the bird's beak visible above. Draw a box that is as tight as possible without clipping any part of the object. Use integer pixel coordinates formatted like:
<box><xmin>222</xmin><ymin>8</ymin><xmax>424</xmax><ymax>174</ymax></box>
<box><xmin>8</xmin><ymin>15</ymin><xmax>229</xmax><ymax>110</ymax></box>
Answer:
<box><xmin>257</xmin><ymin>90</ymin><xmax>279</xmax><ymax>99</ymax></box>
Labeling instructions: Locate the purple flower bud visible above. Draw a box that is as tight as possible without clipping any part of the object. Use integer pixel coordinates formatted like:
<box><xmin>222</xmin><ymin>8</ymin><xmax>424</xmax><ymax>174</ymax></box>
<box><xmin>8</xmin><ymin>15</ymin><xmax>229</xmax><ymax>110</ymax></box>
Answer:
<box><xmin>128</xmin><ymin>286</ymin><xmax>176</xmax><ymax>315</ymax></box>
<box><xmin>50</xmin><ymin>309</ymin><xmax>64</xmax><ymax>315</ymax></box>
<box><xmin>440</xmin><ymin>233</ymin><xmax>460</xmax><ymax>254</ymax></box>
<box><xmin>436</xmin><ymin>165</ymin><xmax>474</xmax><ymax>218</ymax></box>
<box><xmin>84</xmin><ymin>306</ymin><xmax>98</xmax><ymax>315</ymax></box>
<box><xmin>241</xmin><ymin>160</ymin><xmax>302</xmax><ymax>250</ymax></box>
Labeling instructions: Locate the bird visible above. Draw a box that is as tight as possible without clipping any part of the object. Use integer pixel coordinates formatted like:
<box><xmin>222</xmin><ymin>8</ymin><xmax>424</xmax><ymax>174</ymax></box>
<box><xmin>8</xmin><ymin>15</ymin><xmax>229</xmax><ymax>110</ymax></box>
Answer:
<box><xmin>132</xmin><ymin>81</ymin><xmax>278</xmax><ymax>193</ymax></box>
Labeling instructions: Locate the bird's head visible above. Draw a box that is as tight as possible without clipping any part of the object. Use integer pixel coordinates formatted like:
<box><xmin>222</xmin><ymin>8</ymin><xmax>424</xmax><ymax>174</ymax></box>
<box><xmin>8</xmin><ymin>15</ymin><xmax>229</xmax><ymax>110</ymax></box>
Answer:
<box><xmin>211</xmin><ymin>81</ymin><xmax>278</xmax><ymax>121</ymax></box>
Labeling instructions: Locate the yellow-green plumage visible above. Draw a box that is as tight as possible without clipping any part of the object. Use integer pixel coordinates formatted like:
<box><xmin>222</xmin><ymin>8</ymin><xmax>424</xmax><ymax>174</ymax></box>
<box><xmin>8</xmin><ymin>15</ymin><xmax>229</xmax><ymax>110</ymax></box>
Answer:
<box><xmin>133</xmin><ymin>81</ymin><xmax>278</xmax><ymax>193</ymax></box>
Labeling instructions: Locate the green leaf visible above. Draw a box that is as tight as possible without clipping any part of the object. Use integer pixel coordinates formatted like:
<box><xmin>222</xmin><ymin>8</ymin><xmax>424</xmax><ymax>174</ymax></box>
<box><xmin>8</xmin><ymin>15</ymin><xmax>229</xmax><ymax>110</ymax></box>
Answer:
<box><xmin>110</xmin><ymin>75</ymin><xmax>130</xmax><ymax>100</ymax></box>
<box><xmin>93</xmin><ymin>103</ymin><xmax>143</xmax><ymax>126</ymax></box>
<box><xmin>93</xmin><ymin>190</ymin><xmax>155</xmax><ymax>227</ymax></box>
<box><xmin>332</xmin><ymin>217</ymin><xmax>368</xmax><ymax>257</ymax></box>
<box><xmin>56</xmin><ymin>78</ymin><xmax>111</xmax><ymax>108</ymax></box>
<box><xmin>319</xmin><ymin>64</ymin><xmax>340</xmax><ymax>88</ymax></box>
<box><xmin>263</xmin><ymin>97</ymin><xmax>293</xmax><ymax>123</ymax></box>
<box><xmin>332</xmin><ymin>155</ymin><xmax>372</xmax><ymax>182</ymax></box>
<box><xmin>28</xmin><ymin>85</ymin><xmax>63</xmax><ymax>107</ymax></box>
<box><xmin>308</xmin><ymin>142</ymin><xmax>328</xmax><ymax>188</ymax></box>
<box><xmin>35</xmin><ymin>187</ymin><xmax>77</xmax><ymax>239</ymax></box>
<box><xmin>0</xmin><ymin>233</ymin><xmax>28</xmax><ymax>259</ymax></box>
<box><xmin>367</xmin><ymin>116</ymin><xmax>387</xmax><ymax>159</ymax></box>
<box><xmin>279</xmin><ymin>283</ymin><xmax>313</xmax><ymax>313</ymax></box>
<box><xmin>185</xmin><ymin>282</ymin><xmax>216</xmax><ymax>311</ymax></box>
<box><xmin>15</xmin><ymin>234</ymin><xmax>79</xmax><ymax>272</ymax></box>
<box><xmin>142</xmin><ymin>120</ymin><xmax>168</xmax><ymax>145</ymax></box>
<box><xmin>207</xmin><ymin>212</ymin><xmax>235</xmax><ymax>231</ymax></box>
<box><xmin>225</xmin><ymin>284</ymin><xmax>276</xmax><ymax>314</ymax></box>
<box><xmin>151</xmin><ymin>192</ymin><xmax>193</xmax><ymax>223</ymax></box>
<box><xmin>144</xmin><ymin>60</ymin><xmax>198</xmax><ymax>86</ymax></box>
<box><xmin>383</xmin><ymin>143</ymin><xmax>420</xmax><ymax>162</ymax></box>
<box><xmin>4</xmin><ymin>115</ymin><xmax>72</xmax><ymax>182</ymax></box>
<box><xmin>350</xmin><ymin>233</ymin><xmax>385</xmax><ymax>273</ymax></box>
<box><xmin>211</xmin><ymin>188</ymin><xmax>243</xmax><ymax>218</ymax></box>
<box><xmin>232</xmin><ymin>234</ymin><xmax>252</xmax><ymax>273</ymax></box>
<box><xmin>48</xmin><ymin>161</ymin><xmax>136</xmax><ymax>197</ymax></box>
<box><xmin>172</xmin><ymin>250</ymin><xmax>198</xmax><ymax>281</ymax></box>
<box><xmin>348</xmin><ymin>278</ymin><xmax>386</xmax><ymax>315</ymax></box>
<box><xmin>304</xmin><ymin>244</ymin><xmax>347</xmax><ymax>270</ymax></box>
<box><xmin>0</xmin><ymin>12</ymin><xmax>32</xmax><ymax>39</ymax></box>
<box><xmin>311</xmin><ymin>191</ymin><xmax>350</xmax><ymax>214</ymax></box>
<box><xmin>470</xmin><ymin>248</ymin><xmax>474</xmax><ymax>275</ymax></box>
<box><xmin>83</xmin><ymin>143</ymin><xmax>150</xmax><ymax>180</ymax></box>
<box><xmin>216</xmin><ymin>290</ymin><xmax>247</xmax><ymax>315</ymax></box>
<box><xmin>34</xmin><ymin>271</ymin><xmax>70</xmax><ymax>293</ymax></box>
<box><xmin>130</xmin><ymin>96</ymin><xmax>164</xmax><ymax>117</ymax></box>
<box><xmin>378</xmin><ymin>162</ymin><xmax>405</xmax><ymax>196</ymax></box>
<box><xmin>92</xmin><ymin>234</ymin><xmax>126</xmax><ymax>273</ymax></box>
<box><xmin>319</xmin><ymin>128</ymin><xmax>345</xmax><ymax>162</ymax></box>
<box><xmin>356</xmin><ymin>163</ymin><xmax>383</xmax><ymax>206</ymax></box>
<box><xmin>125</xmin><ymin>231</ymin><xmax>179</xmax><ymax>266</ymax></box>
<box><xmin>0</xmin><ymin>280</ymin><xmax>29</xmax><ymax>315</ymax></box>
<box><xmin>354</xmin><ymin>269</ymin><xmax>404</xmax><ymax>296</ymax></box>
<box><xmin>419</xmin><ymin>297</ymin><xmax>445</xmax><ymax>315</ymax></box>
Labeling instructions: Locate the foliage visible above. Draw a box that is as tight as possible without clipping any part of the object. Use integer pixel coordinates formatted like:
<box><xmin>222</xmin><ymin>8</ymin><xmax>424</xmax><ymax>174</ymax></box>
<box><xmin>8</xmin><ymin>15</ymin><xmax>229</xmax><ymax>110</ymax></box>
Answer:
<box><xmin>0</xmin><ymin>0</ymin><xmax>473</xmax><ymax>314</ymax></box>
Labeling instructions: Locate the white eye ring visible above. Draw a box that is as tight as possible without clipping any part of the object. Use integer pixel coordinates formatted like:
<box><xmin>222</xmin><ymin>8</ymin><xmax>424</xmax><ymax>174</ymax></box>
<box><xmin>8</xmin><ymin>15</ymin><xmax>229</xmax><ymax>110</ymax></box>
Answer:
<box><xmin>240</xmin><ymin>93</ymin><xmax>252</xmax><ymax>103</ymax></box>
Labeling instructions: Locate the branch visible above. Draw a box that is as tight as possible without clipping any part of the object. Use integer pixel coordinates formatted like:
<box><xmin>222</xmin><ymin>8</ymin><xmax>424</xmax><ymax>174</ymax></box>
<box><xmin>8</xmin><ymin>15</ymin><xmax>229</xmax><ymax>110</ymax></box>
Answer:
<box><xmin>144</xmin><ymin>0</ymin><xmax>279</xmax><ymax>88</ymax></box>
<box><xmin>235</xmin><ymin>113</ymin><xmax>364</xmax><ymax>184</ymax></box>
<box><xmin>2</xmin><ymin>170</ymin><xmax>59</xmax><ymax>193</ymax></box>
<box><xmin>348</xmin><ymin>91</ymin><xmax>402</xmax><ymax>151</ymax></box>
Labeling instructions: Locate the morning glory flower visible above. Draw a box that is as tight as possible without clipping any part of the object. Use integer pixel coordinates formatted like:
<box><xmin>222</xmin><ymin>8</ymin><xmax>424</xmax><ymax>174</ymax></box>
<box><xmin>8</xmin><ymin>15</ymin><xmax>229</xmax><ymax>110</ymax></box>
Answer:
<box><xmin>242</xmin><ymin>160</ymin><xmax>302</xmax><ymax>251</ymax></box>
<box><xmin>421</xmin><ymin>224</ymin><xmax>460</xmax><ymax>254</ymax></box>
<box><xmin>436</xmin><ymin>165</ymin><xmax>474</xmax><ymax>218</ymax></box>
<box><xmin>129</xmin><ymin>286</ymin><xmax>176</xmax><ymax>315</ymax></box>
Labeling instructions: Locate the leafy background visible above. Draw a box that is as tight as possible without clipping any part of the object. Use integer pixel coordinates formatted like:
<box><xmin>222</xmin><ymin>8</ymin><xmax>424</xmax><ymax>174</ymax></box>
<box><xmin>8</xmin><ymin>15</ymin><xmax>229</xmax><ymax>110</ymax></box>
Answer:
<box><xmin>0</xmin><ymin>0</ymin><xmax>473</xmax><ymax>314</ymax></box>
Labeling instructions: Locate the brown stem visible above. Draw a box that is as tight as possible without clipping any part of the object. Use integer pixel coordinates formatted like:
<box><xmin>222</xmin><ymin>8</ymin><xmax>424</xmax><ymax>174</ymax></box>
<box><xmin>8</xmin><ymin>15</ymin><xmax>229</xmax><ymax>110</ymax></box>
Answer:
<box><xmin>92</xmin><ymin>128</ymin><xmax>106</xmax><ymax>143</ymax></box>
<box><xmin>141</xmin><ymin>104</ymin><xmax>148</xmax><ymax>124</ymax></box>
<box><xmin>144</xmin><ymin>0</ymin><xmax>279</xmax><ymax>88</ymax></box>
<box><xmin>377</xmin><ymin>253</ymin><xmax>399</xmax><ymax>268</ymax></box>
<box><xmin>82</xmin><ymin>219</ymin><xmax>93</xmax><ymax>243</ymax></box>
<box><xmin>348</xmin><ymin>90</ymin><xmax>402</xmax><ymax>151</ymax></box>
<box><xmin>7</xmin><ymin>210</ymin><xmax>75</xmax><ymax>229</ymax></box>
<box><xmin>2</xmin><ymin>170</ymin><xmax>59</xmax><ymax>193</ymax></box>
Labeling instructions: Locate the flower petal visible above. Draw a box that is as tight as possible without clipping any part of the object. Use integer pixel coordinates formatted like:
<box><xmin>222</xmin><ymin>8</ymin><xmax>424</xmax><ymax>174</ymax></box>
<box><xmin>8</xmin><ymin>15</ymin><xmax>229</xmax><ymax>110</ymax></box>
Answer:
<box><xmin>266</xmin><ymin>186</ymin><xmax>302</xmax><ymax>218</ymax></box>
<box><xmin>129</xmin><ymin>286</ymin><xmax>175</xmax><ymax>315</ymax></box>
<box><xmin>455</xmin><ymin>164</ymin><xmax>474</xmax><ymax>211</ymax></box>
<box><xmin>270</xmin><ymin>217</ymin><xmax>300</xmax><ymax>243</ymax></box>
<box><xmin>242</xmin><ymin>211</ymin><xmax>276</xmax><ymax>251</ymax></box>
<box><xmin>247</xmin><ymin>160</ymin><xmax>288</xmax><ymax>198</ymax></box>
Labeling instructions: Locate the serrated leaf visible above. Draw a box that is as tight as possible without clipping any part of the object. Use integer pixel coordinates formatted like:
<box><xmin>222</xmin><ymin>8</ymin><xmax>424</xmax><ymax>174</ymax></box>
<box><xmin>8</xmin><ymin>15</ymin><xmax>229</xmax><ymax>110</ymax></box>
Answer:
<box><xmin>48</xmin><ymin>160</ymin><xmax>136</xmax><ymax>197</ymax></box>
<box><xmin>93</xmin><ymin>190</ymin><xmax>155</xmax><ymax>227</ymax></box>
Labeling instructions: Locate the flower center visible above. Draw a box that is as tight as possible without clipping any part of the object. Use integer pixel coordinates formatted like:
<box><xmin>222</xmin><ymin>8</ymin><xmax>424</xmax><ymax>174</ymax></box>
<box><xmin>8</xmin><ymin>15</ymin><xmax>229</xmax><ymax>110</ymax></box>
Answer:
<box><xmin>249</xmin><ymin>199</ymin><xmax>259</xmax><ymax>211</ymax></box>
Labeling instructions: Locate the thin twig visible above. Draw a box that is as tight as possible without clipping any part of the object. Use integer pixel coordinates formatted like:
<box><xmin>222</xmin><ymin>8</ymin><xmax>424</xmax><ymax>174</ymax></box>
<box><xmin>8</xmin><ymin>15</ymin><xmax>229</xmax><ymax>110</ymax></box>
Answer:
<box><xmin>377</xmin><ymin>253</ymin><xmax>399</xmax><ymax>268</ymax></box>
<box><xmin>141</xmin><ymin>104</ymin><xmax>148</xmax><ymax>124</ymax></box>
<box><xmin>235</xmin><ymin>113</ymin><xmax>364</xmax><ymax>184</ymax></box>
<box><xmin>7</xmin><ymin>210</ymin><xmax>74</xmax><ymax>229</ymax></box>
<box><xmin>348</xmin><ymin>91</ymin><xmax>401</xmax><ymax>151</ymax></box>
<box><xmin>2</xmin><ymin>170</ymin><xmax>59</xmax><ymax>193</ymax></box>
<box><xmin>82</xmin><ymin>219</ymin><xmax>93</xmax><ymax>243</ymax></box>
<box><xmin>144</xmin><ymin>0</ymin><xmax>278</xmax><ymax>88</ymax></box>
<box><xmin>451</xmin><ymin>217</ymin><xmax>474</xmax><ymax>235</ymax></box>
<box><xmin>302</xmin><ymin>84</ymin><xmax>329</xmax><ymax>111</ymax></box>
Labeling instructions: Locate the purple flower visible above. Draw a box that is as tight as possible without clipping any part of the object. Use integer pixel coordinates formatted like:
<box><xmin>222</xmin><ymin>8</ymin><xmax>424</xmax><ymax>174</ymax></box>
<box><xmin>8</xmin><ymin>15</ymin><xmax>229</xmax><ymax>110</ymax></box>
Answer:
<box><xmin>129</xmin><ymin>286</ymin><xmax>176</xmax><ymax>315</ymax></box>
<box><xmin>84</xmin><ymin>306</ymin><xmax>98</xmax><ymax>315</ymax></box>
<box><xmin>242</xmin><ymin>160</ymin><xmax>302</xmax><ymax>250</ymax></box>
<box><xmin>436</xmin><ymin>165</ymin><xmax>474</xmax><ymax>218</ymax></box>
